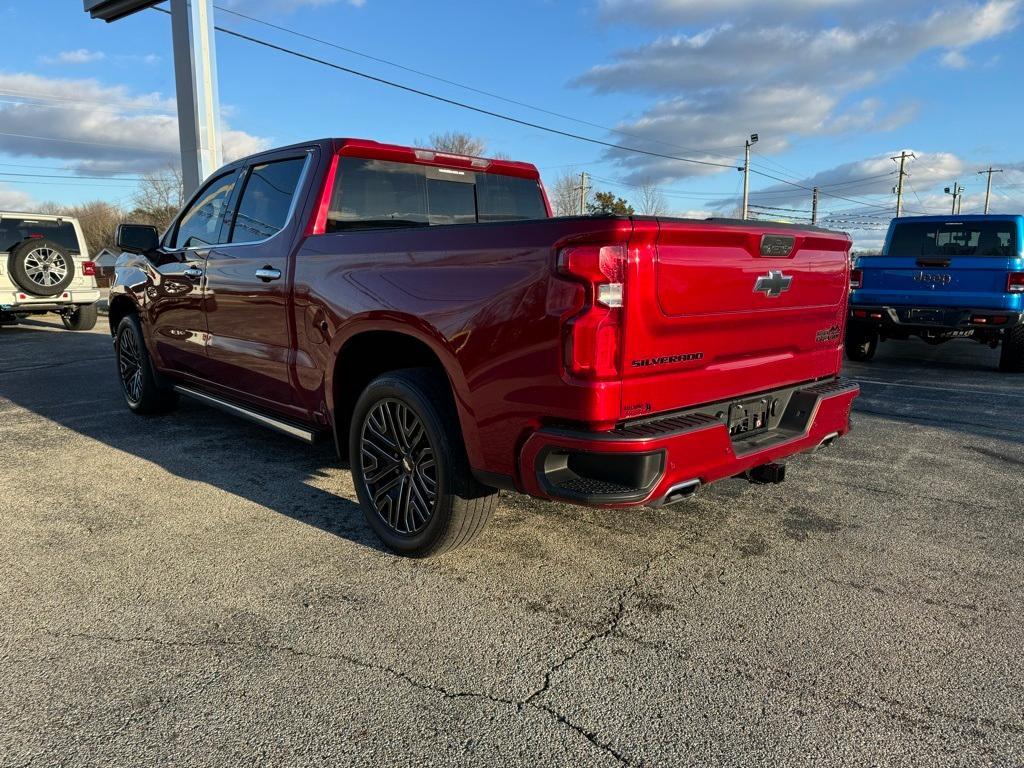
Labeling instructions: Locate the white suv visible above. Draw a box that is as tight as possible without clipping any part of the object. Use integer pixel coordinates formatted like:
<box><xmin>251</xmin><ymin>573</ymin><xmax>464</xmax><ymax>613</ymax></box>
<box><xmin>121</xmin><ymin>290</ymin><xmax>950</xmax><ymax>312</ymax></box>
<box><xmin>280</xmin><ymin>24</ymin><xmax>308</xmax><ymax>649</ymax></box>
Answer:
<box><xmin>0</xmin><ymin>212</ymin><xmax>101</xmax><ymax>330</ymax></box>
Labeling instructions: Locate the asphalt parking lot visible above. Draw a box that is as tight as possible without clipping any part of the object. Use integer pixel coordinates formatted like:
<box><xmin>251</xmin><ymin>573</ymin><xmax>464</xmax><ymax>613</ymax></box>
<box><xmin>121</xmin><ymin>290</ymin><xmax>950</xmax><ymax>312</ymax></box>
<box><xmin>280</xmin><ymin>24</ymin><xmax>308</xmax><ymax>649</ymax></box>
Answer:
<box><xmin>2</xmin><ymin>316</ymin><xmax>1022</xmax><ymax>767</ymax></box>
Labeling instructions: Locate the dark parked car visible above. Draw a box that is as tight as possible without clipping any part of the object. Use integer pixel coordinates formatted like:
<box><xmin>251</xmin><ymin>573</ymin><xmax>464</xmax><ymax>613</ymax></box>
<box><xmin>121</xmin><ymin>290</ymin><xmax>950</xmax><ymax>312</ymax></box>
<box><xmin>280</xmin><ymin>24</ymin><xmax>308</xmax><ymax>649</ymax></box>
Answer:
<box><xmin>107</xmin><ymin>138</ymin><xmax>858</xmax><ymax>556</ymax></box>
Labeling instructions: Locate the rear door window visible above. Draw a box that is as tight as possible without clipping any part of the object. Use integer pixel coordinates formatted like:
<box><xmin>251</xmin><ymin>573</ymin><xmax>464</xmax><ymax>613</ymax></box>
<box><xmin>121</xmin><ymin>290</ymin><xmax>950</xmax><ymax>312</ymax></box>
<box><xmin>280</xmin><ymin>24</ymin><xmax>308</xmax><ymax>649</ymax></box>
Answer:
<box><xmin>0</xmin><ymin>218</ymin><xmax>81</xmax><ymax>253</ymax></box>
<box><xmin>229</xmin><ymin>157</ymin><xmax>307</xmax><ymax>244</ymax></box>
<box><xmin>887</xmin><ymin>221</ymin><xmax>1016</xmax><ymax>257</ymax></box>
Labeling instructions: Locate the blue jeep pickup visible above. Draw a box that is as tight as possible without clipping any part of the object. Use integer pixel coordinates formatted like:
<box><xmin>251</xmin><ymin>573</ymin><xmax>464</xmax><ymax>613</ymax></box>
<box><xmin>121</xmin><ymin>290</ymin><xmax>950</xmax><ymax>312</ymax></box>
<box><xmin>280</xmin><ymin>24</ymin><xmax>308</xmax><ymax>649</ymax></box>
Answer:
<box><xmin>846</xmin><ymin>214</ymin><xmax>1024</xmax><ymax>372</ymax></box>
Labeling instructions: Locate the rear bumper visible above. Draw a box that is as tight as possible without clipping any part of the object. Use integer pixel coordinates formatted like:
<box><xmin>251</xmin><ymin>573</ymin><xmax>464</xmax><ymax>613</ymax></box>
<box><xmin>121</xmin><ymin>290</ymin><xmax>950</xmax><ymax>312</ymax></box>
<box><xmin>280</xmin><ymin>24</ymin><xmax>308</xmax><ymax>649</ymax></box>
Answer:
<box><xmin>517</xmin><ymin>377</ymin><xmax>859</xmax><ymax>508</ymax></box>
<box><xmin>849</xmin><ymin>304</ymin><xmax>1023</xmax><ymax>332</ymax></box>
<box><xmin>1</xmin><ymin>288</ymin><xmax>100</xmax><ymax>313</ymax></box>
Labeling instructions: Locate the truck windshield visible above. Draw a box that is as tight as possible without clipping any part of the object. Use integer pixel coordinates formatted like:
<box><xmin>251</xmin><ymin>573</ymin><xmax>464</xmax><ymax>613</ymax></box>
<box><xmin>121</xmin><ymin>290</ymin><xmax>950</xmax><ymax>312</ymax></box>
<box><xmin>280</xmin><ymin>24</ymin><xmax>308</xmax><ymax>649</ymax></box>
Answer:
<box><xmin>886</xmin><ymin>220</ymin><xmax>1016</xmax><ymax>257</ymax></box>
<box><xmin>0</xmin><ymin>218</ymin><xmax>81</xmax><ymax>254</ymax></box>
<box><xmin>327</xmin><ymin>157</ymin><xmax>547</xmax><ymax>232</ymax></box>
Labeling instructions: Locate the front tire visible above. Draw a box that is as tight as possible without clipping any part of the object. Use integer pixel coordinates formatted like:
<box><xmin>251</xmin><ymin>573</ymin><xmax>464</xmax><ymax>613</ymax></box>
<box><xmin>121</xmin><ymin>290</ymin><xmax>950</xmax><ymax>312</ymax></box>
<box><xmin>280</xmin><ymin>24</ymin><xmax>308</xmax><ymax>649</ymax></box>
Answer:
<box><xmin>845</xmin><ymin>325</ymin><xmax>878</xmax><ymax>362</ymax></box>
<box><xmin>999</xmin><ymin>326</ymin><xmax>1024</xmax><ymax>373</ymax></box>
<box><xmin>114</xmin><ymin>314</ymin><xmax>178</xmax><ymax>414</ymax></box>
<box><xmin>350</xmin><ymin>368</ymin><xmax>497</xmax><ymax>557</ymax></box>
<box><xmin>62</xmin><ymin>303</ymin><xmax>98</xmax><ymax>331</ymax></box>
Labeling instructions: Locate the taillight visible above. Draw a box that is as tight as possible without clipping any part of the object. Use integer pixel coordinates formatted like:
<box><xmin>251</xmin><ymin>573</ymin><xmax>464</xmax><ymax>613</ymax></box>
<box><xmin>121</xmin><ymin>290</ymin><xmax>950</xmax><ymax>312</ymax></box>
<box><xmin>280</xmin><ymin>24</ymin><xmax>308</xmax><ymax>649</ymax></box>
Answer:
<box><xmin>850</xmin><ymin>268</ymin><xmax>863</xmax><ymax>290</ymax></box>
<box><xmin>557</xmin><ymin>244</ymin><xmax>627</xmax><ymax>379</ymax></box>
<box><xmin>1008</xmin><ymin>272</ymin><xmax>1024</xmax><ymax>293</ymax></box>
<box><xmin>81</xmin><ymin>261</ymin><xmax>96</xmax><ymax>277</ymax></box>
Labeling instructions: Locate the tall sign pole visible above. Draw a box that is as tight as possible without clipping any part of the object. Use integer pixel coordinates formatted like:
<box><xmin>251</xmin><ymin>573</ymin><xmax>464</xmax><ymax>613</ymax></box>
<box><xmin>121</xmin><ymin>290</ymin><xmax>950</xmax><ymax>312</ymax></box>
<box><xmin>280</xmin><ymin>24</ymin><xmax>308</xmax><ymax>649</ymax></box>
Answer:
<box><xmin>171</xmin><ymin>0</ymin><xmax>223</xmax><ymax>195</ymax></box>
<box><xmin>84</xmin><ymin>0</ymin><xmax>223</xmax><ymax>197</ymax></box>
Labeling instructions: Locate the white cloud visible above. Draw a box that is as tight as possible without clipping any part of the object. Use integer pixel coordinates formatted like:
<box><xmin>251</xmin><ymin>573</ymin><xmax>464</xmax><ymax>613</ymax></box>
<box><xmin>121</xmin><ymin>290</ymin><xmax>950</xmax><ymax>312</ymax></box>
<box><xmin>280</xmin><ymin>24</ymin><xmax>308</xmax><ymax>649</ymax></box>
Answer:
<box><xmin>577</xmin><ymin>1</ymin><xmax>1018</xmax><ymax>182</ymax></box>
<box><xmin>599</xmin><ymin>0</ymin><xmax>878</xmax><ymax>24</ymax></box>
<box><xmin>941</xmin><ymin>50</ymin><xmax>970</xmax><ymax>68</ymax></box>
<box><xmin>0</xmin><ymin>183</ymin><xmax>36</xmax><ymax>211</ymax></box>
<box><xmin>44</xmin><ymin>49</ymin><xmax>107</xmax><ymax>65</ymax></box>
<box><xmin>0</xmin><ymin>71</ymin><xmax>269</xmax><ymax>176</ymax></box>
<box><xmin>579</xmin><ymin>2</ymin><xmax>1017</xmax><ymax>94</ymax></box>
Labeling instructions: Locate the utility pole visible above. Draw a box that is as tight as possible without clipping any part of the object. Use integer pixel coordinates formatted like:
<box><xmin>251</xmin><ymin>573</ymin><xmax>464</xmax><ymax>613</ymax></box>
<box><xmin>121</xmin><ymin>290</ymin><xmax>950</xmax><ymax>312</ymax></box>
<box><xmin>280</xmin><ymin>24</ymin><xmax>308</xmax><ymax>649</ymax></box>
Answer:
<box><xmin>945</xmin><ymin>182</ymin><xmax>964</xmax><ymax>215</ymax></box>
<box><xmin>740</xmin><ymin>133</ymin><xmax>758</xmax><ymax>220</ymax></box>
<box><xmin>575</xmin><ymin>172</ymin><xmax>589</xmax><ymax>215</ymax></box>
<box><xmin>977</xmin><ymin>167</ymin><xmax>1003</xmax><ymax>214</ymax></box>
<box><xmin>890</xmin><ymin>151</ymin><xmax>915</xmax><ymax>218</ymax></box>
<box><xmin>811</xmin><ymin>187</ymin><xmax>819</xmax><ymax>226</ymax></box>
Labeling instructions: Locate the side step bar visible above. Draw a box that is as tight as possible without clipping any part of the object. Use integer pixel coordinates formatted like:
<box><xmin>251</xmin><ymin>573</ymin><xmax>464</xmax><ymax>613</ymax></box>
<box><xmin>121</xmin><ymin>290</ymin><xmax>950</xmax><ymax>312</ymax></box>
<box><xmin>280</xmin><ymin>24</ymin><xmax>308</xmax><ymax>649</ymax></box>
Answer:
<box><xmin>173</xmin><ymin>385</ymin><xmax>318</xmax><ymax>444</ymax></box>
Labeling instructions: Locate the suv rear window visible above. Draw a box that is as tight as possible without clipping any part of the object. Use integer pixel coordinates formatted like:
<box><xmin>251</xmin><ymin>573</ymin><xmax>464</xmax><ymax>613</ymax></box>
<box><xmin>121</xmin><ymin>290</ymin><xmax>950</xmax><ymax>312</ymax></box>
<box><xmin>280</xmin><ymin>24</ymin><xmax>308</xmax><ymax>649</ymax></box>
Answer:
<box><xmin>887</xmin><ymin>221</ymin><xmax>1017</xmax><ymax>257</ymax></box>
<box><xmin>326</xmin><ymin>157</ymin><xmax>547</xmax><ymax>232</ymax></box>
<box><xmin>0</xmin><ymin>218</ymin><xmax>81</xmax><ymax>254</ymax></box>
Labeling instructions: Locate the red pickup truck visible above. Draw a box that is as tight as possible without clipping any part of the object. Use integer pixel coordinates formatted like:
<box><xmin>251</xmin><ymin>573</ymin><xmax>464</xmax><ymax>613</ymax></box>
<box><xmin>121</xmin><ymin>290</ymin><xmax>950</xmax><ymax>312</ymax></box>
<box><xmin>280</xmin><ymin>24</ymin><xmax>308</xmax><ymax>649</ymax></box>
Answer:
<box><xmin>108</xmin><ymin>138</ymin><xmax>858</xmax><ymax>556</ymax></box>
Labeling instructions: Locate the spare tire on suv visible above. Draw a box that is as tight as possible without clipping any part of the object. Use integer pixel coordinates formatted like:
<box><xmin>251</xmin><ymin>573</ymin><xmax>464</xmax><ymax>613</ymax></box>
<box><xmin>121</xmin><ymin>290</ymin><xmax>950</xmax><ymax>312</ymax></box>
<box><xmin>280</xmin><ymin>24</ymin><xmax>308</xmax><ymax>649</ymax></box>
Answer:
<box><xmin>7</xmin><ymin>239</ymin><xmax>75</xmax><ymax>297</ymax></box>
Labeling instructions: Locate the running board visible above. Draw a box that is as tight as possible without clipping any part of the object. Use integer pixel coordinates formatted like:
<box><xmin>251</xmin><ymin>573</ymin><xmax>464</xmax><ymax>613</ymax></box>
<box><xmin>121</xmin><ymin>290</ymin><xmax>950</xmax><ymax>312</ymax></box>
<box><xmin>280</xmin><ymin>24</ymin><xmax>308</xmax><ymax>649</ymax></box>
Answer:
<box><xmin>173</xmin><ymin>385</ymin><xmax>318</xmax><ymax>444</ymax></box>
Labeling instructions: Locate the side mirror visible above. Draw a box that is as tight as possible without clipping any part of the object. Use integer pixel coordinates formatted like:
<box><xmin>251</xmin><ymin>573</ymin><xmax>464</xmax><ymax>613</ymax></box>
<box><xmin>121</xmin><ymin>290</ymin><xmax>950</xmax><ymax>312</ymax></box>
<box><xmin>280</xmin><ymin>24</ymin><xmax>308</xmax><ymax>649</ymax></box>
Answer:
<box><xmin>117</xmin><ymin>223</ymin><xmax>160</xmax><ymax>255</ymax></box>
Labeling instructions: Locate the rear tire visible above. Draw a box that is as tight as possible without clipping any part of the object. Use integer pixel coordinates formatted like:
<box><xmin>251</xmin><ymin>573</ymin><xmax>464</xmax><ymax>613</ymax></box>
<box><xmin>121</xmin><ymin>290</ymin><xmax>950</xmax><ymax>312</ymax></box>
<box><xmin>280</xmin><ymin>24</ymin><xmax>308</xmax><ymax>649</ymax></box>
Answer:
<box><xmin>999</xmin><ymin>326</ymin><xmax>1024</xmax><ymax>372</ymax></box>
<box><xmin>349</xmin><ymin>368</ymin><xmax>497</xmax><ymax>557</ymax></box>
<box><xmin>114</xmin><ymin>314</ymin><xmax>178</xmax><ymax>414</ymax></box>
<box><xmin>845</xmin><ymin>325</ymin><xmax>878</xmax><ymax>362</ymax></box>
<box><xmin>62</xmin><ymin>303</ymin><xmax>98</xmax><ymax>331</ymax></box>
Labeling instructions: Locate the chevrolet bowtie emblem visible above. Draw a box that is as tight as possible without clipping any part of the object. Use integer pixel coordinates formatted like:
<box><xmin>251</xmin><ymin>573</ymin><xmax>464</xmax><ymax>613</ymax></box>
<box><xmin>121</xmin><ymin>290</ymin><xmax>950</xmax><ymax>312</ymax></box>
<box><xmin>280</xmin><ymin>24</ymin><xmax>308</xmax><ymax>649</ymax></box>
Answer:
<box><xmin>754</xmin><ymin>270</ymin><xmax>793</xmax><ymax>298</ymax></box>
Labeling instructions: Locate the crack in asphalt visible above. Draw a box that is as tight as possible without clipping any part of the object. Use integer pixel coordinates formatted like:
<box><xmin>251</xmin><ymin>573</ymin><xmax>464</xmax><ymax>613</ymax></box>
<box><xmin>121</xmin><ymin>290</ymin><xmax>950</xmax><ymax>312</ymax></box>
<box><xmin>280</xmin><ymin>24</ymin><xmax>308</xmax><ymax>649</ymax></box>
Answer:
<box><xmin>34</xmin><ymin>554</ymin><xmax>668</xmax><ymax>768</ymax></box>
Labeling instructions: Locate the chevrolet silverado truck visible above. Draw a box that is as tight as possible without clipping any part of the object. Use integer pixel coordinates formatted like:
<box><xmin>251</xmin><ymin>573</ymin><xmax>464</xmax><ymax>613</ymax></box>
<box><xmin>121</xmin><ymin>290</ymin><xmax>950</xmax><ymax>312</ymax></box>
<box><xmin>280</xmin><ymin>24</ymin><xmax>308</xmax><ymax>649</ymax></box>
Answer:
<box><xmin>846</xmin><ymin>214</ymin><xmax>1024</xmax><ymax>371</ymax></box>
<box><xmin>107</xmin><ymin>138</ymin><xmax>859</xmax><ymax>556</ymax></box>
<box><xmin>1</xmin><ymin>212</ymin><xmax>101</xmax><ymax>330</ymax></box>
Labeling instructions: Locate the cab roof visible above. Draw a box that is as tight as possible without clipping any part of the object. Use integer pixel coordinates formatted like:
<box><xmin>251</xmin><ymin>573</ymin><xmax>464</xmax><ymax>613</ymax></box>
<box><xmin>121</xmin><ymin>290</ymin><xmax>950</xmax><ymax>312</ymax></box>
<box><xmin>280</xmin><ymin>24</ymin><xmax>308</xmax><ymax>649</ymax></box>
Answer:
<box><xmin>232</xmin><ymin>137</ymin><xmax>542</xmax><ymax>181</ymax></box>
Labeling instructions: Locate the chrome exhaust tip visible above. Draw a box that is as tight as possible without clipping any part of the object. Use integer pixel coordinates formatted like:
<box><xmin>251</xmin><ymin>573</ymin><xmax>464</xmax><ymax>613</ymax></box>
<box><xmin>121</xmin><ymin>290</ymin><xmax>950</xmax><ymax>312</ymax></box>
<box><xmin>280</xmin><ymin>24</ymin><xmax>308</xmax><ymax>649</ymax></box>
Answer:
<box><xmin>656</xmin><ymin>478</ymin><xmax>701</xmax><ymax>507</ymax></box>
<box><xmin>817</xmin><ymin>431</ymin><xmax>840</xmax><ymax>449</ymax></box>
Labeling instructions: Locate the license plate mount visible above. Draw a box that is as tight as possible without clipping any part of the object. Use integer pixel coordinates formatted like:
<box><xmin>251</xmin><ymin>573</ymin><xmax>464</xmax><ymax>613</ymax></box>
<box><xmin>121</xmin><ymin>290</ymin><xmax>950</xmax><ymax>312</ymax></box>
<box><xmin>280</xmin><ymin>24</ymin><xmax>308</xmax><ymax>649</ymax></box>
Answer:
<box><xmin>728</xmin><ymin>398</ymin><xmax>771</xmax><ymax>438</ymax></box>
<box><xmin>910</xmin><ymin>308</ymin><xmax>944</xmax><ymax>322</ymax></box>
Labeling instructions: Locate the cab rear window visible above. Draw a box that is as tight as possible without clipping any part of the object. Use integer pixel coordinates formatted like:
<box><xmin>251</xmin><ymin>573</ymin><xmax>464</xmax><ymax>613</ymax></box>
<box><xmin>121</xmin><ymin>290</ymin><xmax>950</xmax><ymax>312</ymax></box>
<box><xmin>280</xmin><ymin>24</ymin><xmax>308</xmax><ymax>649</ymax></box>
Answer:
<box><xmin>887</xmin><ymin>221</ymin><xmax>1016</xmax><ymax>257</ymax></box>
<box><xmin>326</xmin><ymin>157</ymin><xmax>547</xmax><ymax>232</ymax></box>
<box><xmin>0</xmin><ymin>218</ymin><xmax>81</xmax><ymax>254</ymax></box>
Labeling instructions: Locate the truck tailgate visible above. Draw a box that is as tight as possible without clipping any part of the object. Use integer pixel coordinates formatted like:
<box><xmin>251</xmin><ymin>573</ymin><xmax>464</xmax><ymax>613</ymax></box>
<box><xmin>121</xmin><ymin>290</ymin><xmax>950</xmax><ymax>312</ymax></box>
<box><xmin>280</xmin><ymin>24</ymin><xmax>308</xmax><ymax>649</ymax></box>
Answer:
<box><xmin>620</xmin><ymin>219</ymin><xmax>852</xmax><ymax>420</ymax></box>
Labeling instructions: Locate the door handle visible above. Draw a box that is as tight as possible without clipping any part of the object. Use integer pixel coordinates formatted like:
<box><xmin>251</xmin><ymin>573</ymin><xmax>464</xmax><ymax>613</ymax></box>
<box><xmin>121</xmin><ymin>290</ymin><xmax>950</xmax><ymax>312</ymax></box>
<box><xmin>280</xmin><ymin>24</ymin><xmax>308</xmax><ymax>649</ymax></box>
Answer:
<box><xmin>255</xmin><ymin>267</ymin><xmax>282</xmax><ymax>282</ymax></box>
<box><xmin>183</xmin><ymin>266</ymin><xmax>204</xmax><ymax>278</ymax></box>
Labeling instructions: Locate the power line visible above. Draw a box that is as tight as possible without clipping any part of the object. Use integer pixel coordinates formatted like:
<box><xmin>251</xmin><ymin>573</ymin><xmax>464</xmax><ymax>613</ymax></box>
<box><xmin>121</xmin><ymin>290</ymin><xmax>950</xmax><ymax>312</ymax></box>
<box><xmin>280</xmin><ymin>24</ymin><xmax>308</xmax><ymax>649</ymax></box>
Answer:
<box><xmin>0</xmin><ymin>130</ymin><xmax>174</xmax><ymax>155</ymax></box>
<box><xmin>145</xmin><ymin>5</ymin><xmax>908</xmax><ymax>213</ymax></box>
<box><xmin>0</xmin><ymin>171</ymin><xmax>143</xmax><ymax>182</ymax></box>
<box><xmin>210</xmin><ymin>4</ymin><xmax>748</xmax><ymax>165</ymax></box>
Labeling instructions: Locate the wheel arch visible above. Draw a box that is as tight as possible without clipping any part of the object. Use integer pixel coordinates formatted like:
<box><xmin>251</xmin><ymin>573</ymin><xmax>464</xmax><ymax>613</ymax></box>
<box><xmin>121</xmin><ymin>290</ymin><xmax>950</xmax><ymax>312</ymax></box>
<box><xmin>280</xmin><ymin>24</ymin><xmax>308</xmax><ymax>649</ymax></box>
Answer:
<box><xmin>327</xmin><ymin>320</ymin><xmax>479</xmax><ymax>465</ymax></box>
<box><xmin>106</xmin><ymin>293</ymin><xmax>139</xmax><ymax>336</ymax></box>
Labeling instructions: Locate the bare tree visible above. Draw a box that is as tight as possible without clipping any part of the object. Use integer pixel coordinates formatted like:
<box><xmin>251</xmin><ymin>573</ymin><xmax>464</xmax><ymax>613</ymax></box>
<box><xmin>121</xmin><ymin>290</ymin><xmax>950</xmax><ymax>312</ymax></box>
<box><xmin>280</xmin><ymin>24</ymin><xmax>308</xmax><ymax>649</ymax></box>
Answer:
<box><xmin>65</xmin><ymin>201</ymin><xmax>126</xmax><ymax>255</ymax></box>
<box><xmin>418</xmin><ymin>131</ymin><xmax>487</xmax><ymax>157</ymax></box>
<box><xmin>129</xmin><ymin>165</ymin><xmax>184</xmax><ymax>233</ymax></box>
<box><xmin>548</xmin><ymin>170</ymin><xmax>587</xmax><ymax>216</ymax></box>
<box><xmin>29</xmin><ymin>200</ymin><xmax>125</xmax><ymax>255</ymax></box>
<box><xmin>637</xmin><ymin>179</ymin><xmax>668</xmax><ymax>216</ymax></box>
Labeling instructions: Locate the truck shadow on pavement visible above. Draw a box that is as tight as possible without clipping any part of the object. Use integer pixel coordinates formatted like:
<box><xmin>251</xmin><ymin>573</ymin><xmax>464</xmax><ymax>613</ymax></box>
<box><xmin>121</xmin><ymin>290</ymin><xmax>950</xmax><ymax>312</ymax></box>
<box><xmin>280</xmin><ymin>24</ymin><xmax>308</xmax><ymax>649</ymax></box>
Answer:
<box><xmin>0</xmin><ymin>318</ymin><xmax>388</xmax><ymax>553</ymax></box>
<box><xmin>1</xmin><ymin>318</ymin><xmax>1020</xmax><ymax>559</ymax></box>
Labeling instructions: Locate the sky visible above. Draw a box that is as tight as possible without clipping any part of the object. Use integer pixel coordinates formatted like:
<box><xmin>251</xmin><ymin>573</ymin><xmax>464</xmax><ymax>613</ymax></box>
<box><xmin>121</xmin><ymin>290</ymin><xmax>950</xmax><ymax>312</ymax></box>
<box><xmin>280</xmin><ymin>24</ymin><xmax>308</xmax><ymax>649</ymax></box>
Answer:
<box><xmin>1</xmin><ymin>0</ymin><xmax>1022</xmax><ymax>249</ymax></box>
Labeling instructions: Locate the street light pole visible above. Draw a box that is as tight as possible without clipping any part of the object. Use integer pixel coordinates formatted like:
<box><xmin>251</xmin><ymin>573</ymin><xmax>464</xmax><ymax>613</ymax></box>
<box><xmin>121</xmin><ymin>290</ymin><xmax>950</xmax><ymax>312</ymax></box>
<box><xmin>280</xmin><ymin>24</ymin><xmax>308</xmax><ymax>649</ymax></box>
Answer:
<box><xmin>741</xmin><ymin>133</ymin><xmax>758</xmax><ymax>221</ymax></box>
